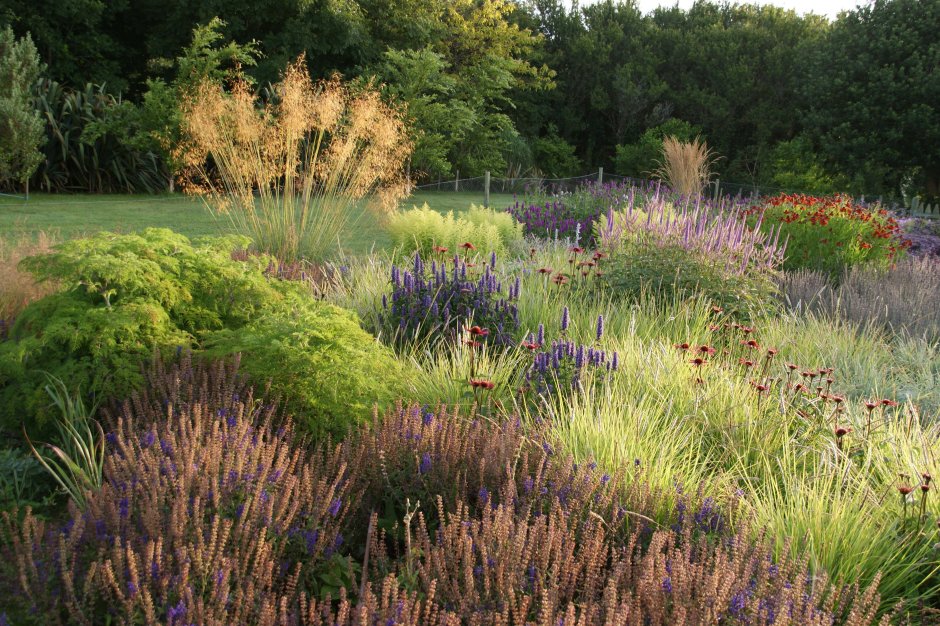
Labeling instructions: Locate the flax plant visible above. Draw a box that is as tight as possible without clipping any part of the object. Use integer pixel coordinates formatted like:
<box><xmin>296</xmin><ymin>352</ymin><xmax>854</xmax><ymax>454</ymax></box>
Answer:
<box><xmin>655</xmin><ymin>135</ymin><xmax>717</xmax><ymax>199</ymax></box>
<box><xmin>177</xmin><ymin>56</ymin><xmax>412</xmax><ymax>262</ymax></box>
<box><xmin>25</xmin><ymin>375</ymin><xmax>103</xmax><ymax>510</ymax></box>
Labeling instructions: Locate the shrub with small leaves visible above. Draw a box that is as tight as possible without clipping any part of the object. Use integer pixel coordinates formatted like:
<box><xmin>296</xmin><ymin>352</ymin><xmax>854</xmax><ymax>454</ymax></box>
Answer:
<box><xmin>387</xmin><ymin>204</ymin><xmax>523</xmax><ymax>258</ymax></box>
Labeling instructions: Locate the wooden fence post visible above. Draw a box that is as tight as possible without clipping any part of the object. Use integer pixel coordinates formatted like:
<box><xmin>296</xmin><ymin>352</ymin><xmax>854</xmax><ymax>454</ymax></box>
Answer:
<box><xmin>455</xmin><ymin>170</ymin><xmax>459</xmax><ymax>192</ymax></box>
<box><xmin>597</xmin><ymin>167</ymin><xmax>604</xmax><ymax>185</ymax></box>
<box><xmin>484</xmin><ymin>171</ymin><xmax>491</xmax><ymax>208</ymax></box>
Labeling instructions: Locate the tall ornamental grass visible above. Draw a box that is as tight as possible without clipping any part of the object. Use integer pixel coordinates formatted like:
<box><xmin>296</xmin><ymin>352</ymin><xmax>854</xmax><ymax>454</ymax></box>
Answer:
<box><xmin>655</xmin><ymin>135</ymin><xmax>717</xmax><ymax>198</ymax></box>
<box><xmin>177</xmin><ymin>56</ymin><xmax>412</xmax><ymax>262</ymax></box>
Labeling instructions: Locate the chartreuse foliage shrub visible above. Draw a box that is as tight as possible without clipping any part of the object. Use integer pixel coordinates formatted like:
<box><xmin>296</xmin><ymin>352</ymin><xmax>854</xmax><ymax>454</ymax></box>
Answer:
<box><xmin>203</xmin><ymin>294</ymin><xmax>404</xmax><ymax>439</ymax></box>
<box><xmin>0</xmin><ymin>228</ymin><xmax>399</xmax><ymax>439</ymax></box>
<box><xmin>387</xmin><ymin>203</ymin><xmax>522</xmax><ymax>257</ymax></box>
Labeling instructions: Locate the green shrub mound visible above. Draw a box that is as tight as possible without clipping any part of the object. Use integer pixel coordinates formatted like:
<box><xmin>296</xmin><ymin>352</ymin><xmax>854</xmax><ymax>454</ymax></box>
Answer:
<box><xmin>603</xmin><ymin>242</ymin><xmax>779</xmax><ymax>320</ymax></box>
<box><xmin>204</xmin><ymin>295</ymin><xmax>404</xmax><ymax>439</ymax></box>
<box><xmin>0</xmin><ymin>228</ymin><xmax>399</xmax><ymax>439</ymax></box>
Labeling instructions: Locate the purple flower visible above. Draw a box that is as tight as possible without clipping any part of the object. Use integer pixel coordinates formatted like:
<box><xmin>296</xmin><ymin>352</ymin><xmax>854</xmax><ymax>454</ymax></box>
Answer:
<box><xmin>596</xmin><ymin>315</ymin><xmax>604</xmax><ymax>341</ymax></box>
<box><xmin>419</xmin><ymin>453</ymin><xmax>432</xmax><ymax>475</ymax></box>
<box><xmin>328</xmin><ymin>498</ymin><xmax>342</xmax><ymax>517</ymax></box>
<box><xmin>119</xmin><ymin>497</ymin><xmax>130</xmax><ymax>519</ymax></box>
<box><xmin>167</xmin><ymin>600</ymin><xmax>186</xmax><ymax>622</ymax></box>
<box><xmin>478</xmin><ymin>487</ymin><xmax>490</xmax><ymax>506</ymax></box>
<box><xmin>140</xmin><ymin>431</ymin><xmax>155</xmax><ymax>448</ymax></box>
<box><xmin>662</xmin><ymin>576</ymin><xmax>673</xmax><ymax>593</ymax></box>
<box><xmin>560</xmin><ymin>306</ymin><xmax>570</xmax><ymax>332</ymax></box>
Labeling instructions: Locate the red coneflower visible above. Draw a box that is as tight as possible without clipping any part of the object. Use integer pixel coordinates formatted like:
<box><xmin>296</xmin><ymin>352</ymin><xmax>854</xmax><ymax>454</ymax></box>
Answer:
<box><xmin>698</xmin><ymin>345</ymin><xmax>716</xmax><ymax>355</ymax></box>
<box><xmin>752</xmin><ymin>382</ymin><xmax>770</xmax><ymax>393</ymax></box>
<box><xmin>432</xmin><ymin>245</ymin><xmax>449</xmax><ymax>254</ymax></box>
<box><xmin>835</xmin><ymin>425</ymin><xmax>851</xmax><ymax>438</ymax></box>
<box><xmin>742</xmin><ymin>339</ymin><xmax>760</xmax><ymax>349</ymax></box>
<box><xmin>740</xmin><ymin>326</ymin><xmax>755</xmax><ymax>334</ymax></box>
<box><xmin>569</xmin><ymin>246</ymin><xmax>584</xmax><ymax>254</ymax></box>
<box><xmin>595</xmin><ymin>270</ymin><xmax>604</xmax><ymax>277</ymax></box>
<box><xmin>537</xmin><ymin>267</ymin><xmax>553</xmax><ymax>275</ymax></box>
<box><xmin>739</xmin><ymin>358</ymin><xmax>755</xmax><ymax>368</ymax></box>
<box><xmin>552</xmin><ymin>274</ymin><xmax>569</xmax><ymax>285</ymax></box>
<box><xmin>521</xmin><ymin>340</ymin><xmax>541</xmax><ymax>350</ymax></box>
<box><xmin>460</xmin><ymin>242</ymin><xmax>477</xmax><ymax>251</ymax></box>
<box><xmin>898</xmin><ymin>485</ymin><xmax>914</xmax><ymax>496</ymax></box>
<box><xmin>465</xmin><ymin>262</ymin><xmax>477</xmax><ymax>268</ymax></box>
<box><xmin>468</xmin><ymin>326</ymin><xmax>489</xmax><ymax>337</ymax></box>
<box><xmin>786</xmin><ymin>363</ymin><xmax>798</xmax><ymax>371</ymax></box>
<box><xmin>766</xmin><ymin>348</ymin><xmax>778</xmax><ymax>357</ymax></box>
<box><xmin>689</xmin><ymin>357</ymin><xmax>707</xmax><ymax>367</ymax></box>
<box><xmin>709</xmin><ymin>324</ymin><xmax>721</xmax><ymax>331</ymax></box>
<box><xmin>674</xmin><ymin>342</ymin><xmax>691</xmax><ymax>351</ymax></box>
<box><xmin>864</xmin><ymin>400</ymin><xmax>878</xmax><ymax>411</ymax></box>
<box><xmin>710</xmin><ymin>305</ymin><xmax>724</xmax><ymax>314</ymax></box>
<box><xmin>831</xmin><ymin>395</ymin><xmax>844</xmax><ymax>405</ymax></box>
<box><xmin>464</xmin><ymin>339</ymin><xmax>482</xmax><ymax>348</ymax></box>
<box><xmin>593</xmin><ymin>251</ymin><xmax>607</xmax><ymax>260</ymax></box>
<box><xmin>882</xmin><ymin>399</ymin><xmax>899</xmax><ymax>407</ymax></box>
<box><xmin>470</xmin><ymin>379</ymin><xmax>495</xmax><ymax>390</ymax></box>
<box><xmin>924</xmin><ymin>472</ymin><xmax>932</xmax><ymax>485</ymax></box>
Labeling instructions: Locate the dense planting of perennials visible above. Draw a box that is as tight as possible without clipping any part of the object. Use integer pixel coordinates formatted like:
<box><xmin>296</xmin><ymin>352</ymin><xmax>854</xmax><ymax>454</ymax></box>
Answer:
<box><xmin>379</xmin><ymin>247</ymin><xmax>520</xmax><ymax>348</ymax></box>
<box><xmin>598</xmin><ymin>193</ymin><xmax>786</xmax><ymax>276</ymax></box>
<box><xmin>522</xmin><ymin>309</ymin><xmax>619</xmax><ymax>401</ymax></box>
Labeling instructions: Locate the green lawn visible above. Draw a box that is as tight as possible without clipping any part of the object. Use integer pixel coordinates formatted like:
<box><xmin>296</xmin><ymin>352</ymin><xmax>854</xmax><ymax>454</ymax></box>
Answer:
<box><xmin>0</xmin><ymin>191</ymin><xmax>517</xmax><ymax>254</ymax></box>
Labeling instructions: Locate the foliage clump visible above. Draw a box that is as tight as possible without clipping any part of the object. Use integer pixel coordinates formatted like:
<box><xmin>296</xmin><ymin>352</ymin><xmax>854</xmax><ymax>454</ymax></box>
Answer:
<box><xmin>386</xmin><ymin>203</ymin><xmax>522</xmax><ymax>258</ymax></box>
<box><xmin>597</xmin><ymin>195</ymin><xmax>784</xmax><ymax>318</ymax></box>
<box><xmin>0</xmin><ymin>228</ymin><xmax>398</xmax><ymax>439</ymax></box>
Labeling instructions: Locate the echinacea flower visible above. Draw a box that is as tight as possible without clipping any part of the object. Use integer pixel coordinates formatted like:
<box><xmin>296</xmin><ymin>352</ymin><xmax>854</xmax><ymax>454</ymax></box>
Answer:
<box><xmin>864</xmin><ymin>400</ymin><xmax>878</xmax><ymax>411</ymax></box>
<box><xmin>468</xmin><ymin>326</ymin><xmax>489</xmax><ymax>337</ymax></box>
<box><xmin>521</xmin><ymin>340</ymin><xmax>541</xmax><ymax>350</ymax></box>
<box><xmin>834</xmin><ymin>426</ymin><xmax>851</xmax><ymax>438</ymax></box>
<box><xmin>742</xmin><ymin>339</ymin><xmax>760</xmax><ymax>349</ymax></box>
<box><xmin>786</xmin><ymin>363</ymin><xmax>798</xmax><ymax>370</ymax></box>
<box><xmin>674</xmin><ymin>342</ymin><xmax>691</xmax><ymax>351</ymax></box>
<box><xmin>552</xmin><ymin>274</ymin><xmax>569</xmax><ymax>285</ymax></box>
<box><xmin>470</xmin><ymin>379</ymin><xmax>495</xmax><ymax>390</ymax></box>
<box><xmin>689</xmin><ymin>357</ymin><xmax>707</xmax><ymax>367</ymax></box>
<box><xmin>464</xmin><ymin>339</ymin><xmax>482</xmax><ymax>348</ymax></box>
<box><xmin>697</xmin><ymin>345</ymin><xmax>716</xmax><ymax>355</ymax></box>
<box><xmin>569</xmin><ymin>246</ymin><xmax>584</xmax><ymax>254</ymax></box>
<box><xmin>710</xmin><ymin>305</ymin><xmax>724</xmax><ymax>314</ymax></box>
<box><xmin>537</xmin><ymin>267</ymin><xmax>553</xmax><ymax>275</ymax></box>
<box><xmin>898</xmin><ymin>485</ymin><xmax>914</xmax><ymax>496</ymax></box>
<box><xmin>460</xmin><ymin>242</ymin><xmax>477</xmax><ymax>251</ymax></box>
<box><xmin>882</xmin><ymin>399</ymin><xmax>899</xmax><ymax>407</ymax></box>
<box><xmin>924</xmin><ymin>473</ymin><xmax>933</xmax><ymax>485</ymax></box>
<box><xmin>432</xmin><ymin>245</ymin><xmax>448</xmax><ymax>254</ymax></box>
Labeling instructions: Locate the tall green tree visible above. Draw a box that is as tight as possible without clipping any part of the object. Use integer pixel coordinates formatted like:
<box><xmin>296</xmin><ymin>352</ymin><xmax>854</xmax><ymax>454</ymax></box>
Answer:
<box><xmin>0</xmin><ymin>27</ymin><xmax>45</xmax><ymax>191</ymax></box>
<box><xmin>801</xmin><ymin>0</ymin><xmax>940</xmax><ymax>199</ymax></box>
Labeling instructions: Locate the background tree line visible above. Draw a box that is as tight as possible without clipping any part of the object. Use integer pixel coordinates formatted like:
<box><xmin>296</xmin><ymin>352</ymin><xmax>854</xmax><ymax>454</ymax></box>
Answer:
<box><xmin>0</xmin><ymin>0</ymin><xmax>937</xmax><ymax>200</ymax></box>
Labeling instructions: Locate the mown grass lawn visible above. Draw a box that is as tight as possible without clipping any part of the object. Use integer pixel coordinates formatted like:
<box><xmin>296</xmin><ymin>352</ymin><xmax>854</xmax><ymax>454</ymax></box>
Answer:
<box><xmin>0</xmin><ymin>191</ymin><xmax>517</xmax><ymax>253</ymax></box>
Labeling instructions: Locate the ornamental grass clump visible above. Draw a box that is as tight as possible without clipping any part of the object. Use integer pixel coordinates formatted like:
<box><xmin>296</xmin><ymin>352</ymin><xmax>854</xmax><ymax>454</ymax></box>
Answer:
<box><xmin>176</xmin><ymin>55</ymin><xmax>412</xmax><ymax>262</ymax></box>
<box><xmin>378</xmin><ymin>251</ymin><xmax>520</xmax><ymax>349</ymax></box>
<box><xmin>655</xmin><ymin>135</ymin><xmax>717</xmax><ymax>198</ymax></box>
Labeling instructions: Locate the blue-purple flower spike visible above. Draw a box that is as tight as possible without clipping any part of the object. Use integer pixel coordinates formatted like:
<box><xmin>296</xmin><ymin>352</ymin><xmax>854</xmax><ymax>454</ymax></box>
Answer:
<box><xmin>596</xmin><ymin>315</ymin><xmax>604</xmax><ymax>341</ymax></box>
<box><xmin>561</xmin><ymin>306</ymin><xmax>570</xmax><ymax>332</ymax></box>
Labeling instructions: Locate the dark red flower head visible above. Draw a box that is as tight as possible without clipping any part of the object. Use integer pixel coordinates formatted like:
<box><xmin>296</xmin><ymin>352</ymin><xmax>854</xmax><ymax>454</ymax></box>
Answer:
<box><xmin>470</xmin><ymin>379</ymin><xmax>495</xmax><ymax>390</ymax></box>
<box><xmin>834</xmin><ymin>426</ymin><xmax>851</xmax><ymax>438</ymax></box>
<box><xmin>710</xmin><ymin>305</ymin><xmax>724</xmax><ymax>314</ymax></box>
<box><xmin>460</xmin><ymin>241</ymin><xmax>477</xmax><ymax>250</ymax></box>
<box><xmin>882</xmin><ymin>399</ymin><xmax>899</xmax><ymax>407</ymax></box>
<box><xmin>698</xmin><ymin>345</ymin><xmax>716</xmax><ymax>355</ymax></box>
<box><xmin>674</xmin><ymin>342</ymin><xmax>691</xmax><ymax>351</ymax></box>
<box><xmin>898</xmin><ymin>485</ymin><xmax>914</xmax><ymax>496</ymax></box>
<box><xmin>864</xmin><ymin>400</ymin><xmax>878</xmax><ymax>411</ymax></box>
<box><xmin>432</xmin><ymin>245</ymin><xmax>449</xmax><ymax>254</ymax></box>
<box><xmin>537</xmin><ymin>267</ymin><xmax>553</xmax><ymax>274</ymax></box>
<box><xmin>468</xmin><ymin>326</ymin><xmax>489</xmax><ymax>337</ymax></box>
<box><xmin>742</xmin><ymin>339</ymin><xmax>760</xmax><ymax>349</ymax></box>
<box><xmin>569</xmin><ymin>246</ymin><xmax>584</xmax><ymax>254</ymax></box>
<box><xmin>786</xmin><ymin>363</ymin><xmax>798</xmax><ymax>370</ymax></box>
<box><xmin>689</xmin><ymin>357</ymin><xmax>707</xmax><ymax>367</ymax></box>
